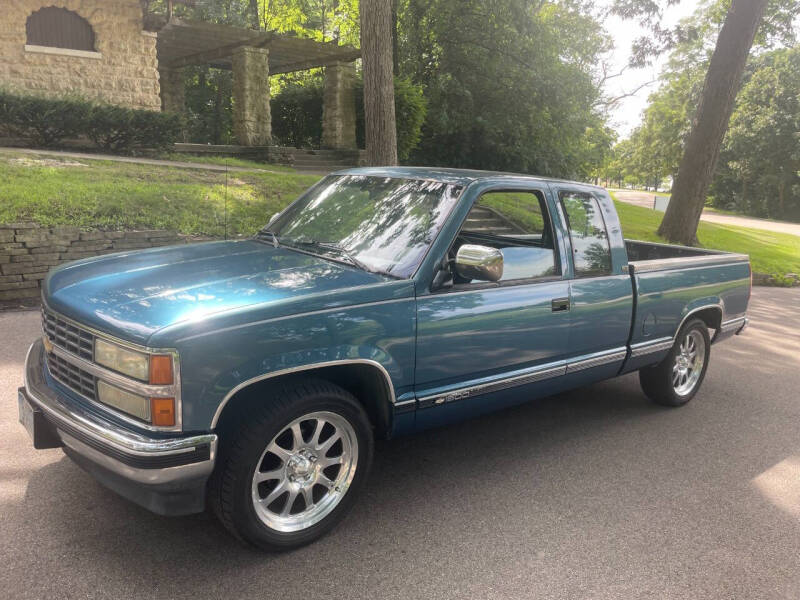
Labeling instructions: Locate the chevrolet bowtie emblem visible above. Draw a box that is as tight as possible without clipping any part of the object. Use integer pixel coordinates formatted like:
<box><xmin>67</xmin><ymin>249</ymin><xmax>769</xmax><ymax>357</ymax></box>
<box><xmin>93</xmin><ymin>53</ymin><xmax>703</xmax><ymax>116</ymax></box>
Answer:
<box><xmin>42</xmin><ymin>335</ymin><xmax>54</xmax><ymax>354</ymax></box>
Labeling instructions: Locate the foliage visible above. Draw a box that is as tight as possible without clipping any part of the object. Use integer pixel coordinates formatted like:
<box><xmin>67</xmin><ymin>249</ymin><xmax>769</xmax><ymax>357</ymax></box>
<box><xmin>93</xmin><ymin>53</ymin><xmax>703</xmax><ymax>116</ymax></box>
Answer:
<box><xmin>0</xmin><ymin>91</ymin><xmax>89</xmax><ymax>146</ymax></box>
<box><xmin>183</xmin><ymin>67</ymin><xmax>234</xmax><ymax>145</ymax></box>
<box><xmin>270</xmin><ymin>75</ymin><xmax>426</xmax><ymax>161</ymax></box>
<box><xmin>712</xmin><ymin>47</ymin><xmax>800</xmax><ymax>220</ymax></box>
<box><xmin>398</xmin><ymin>0</ymin><xmax>611</xmax><ymax>179</ymax></box>
<box><xmin>355</xmin><ymin>76</ymin><xmax>427</xmax><ymax>162</ymax></box>
<box><xmin>0</xmin><ymin>90</ymin><xmax>183</xmax><ymax>152</ymax></box>
<box><xmin>271</xmin><ymin>78</ymin><xmax>324</xmax><ymax>148</ymax></box>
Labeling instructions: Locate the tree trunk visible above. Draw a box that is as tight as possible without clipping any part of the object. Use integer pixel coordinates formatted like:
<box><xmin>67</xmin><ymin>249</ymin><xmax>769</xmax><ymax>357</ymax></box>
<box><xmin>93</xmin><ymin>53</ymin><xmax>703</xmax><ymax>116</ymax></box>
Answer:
<box><xmin>657</xmin><ymin>0</ymin><xmax>768</xmax><ymax>245</ymax></box>
<box><xmin>248</xmin><ymin>0</ymin><xmax>260</xmax><ymax>30</ymax></box>
<box><xmin>360</xmin><ymin>0</ymin><xmax>398</xmax><ymax>166</ymax></box>
<box><xmin>391</xmin><ymin>0</ymin><xmax>399</xmax><ymax>76</ymax></box>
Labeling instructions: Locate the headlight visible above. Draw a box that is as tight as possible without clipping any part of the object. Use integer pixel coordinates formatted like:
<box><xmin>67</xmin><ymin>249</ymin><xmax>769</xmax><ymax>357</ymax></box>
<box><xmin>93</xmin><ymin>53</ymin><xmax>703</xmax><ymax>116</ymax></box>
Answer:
<box><xmin>95</xmin><ymin>339</ymin><xmax>149</xmax><ymax>381</ymax></box>
<box><xmin>97</xmin><ymin>380</ymin><xmax>150</xmax><ymax>421</ymax></box>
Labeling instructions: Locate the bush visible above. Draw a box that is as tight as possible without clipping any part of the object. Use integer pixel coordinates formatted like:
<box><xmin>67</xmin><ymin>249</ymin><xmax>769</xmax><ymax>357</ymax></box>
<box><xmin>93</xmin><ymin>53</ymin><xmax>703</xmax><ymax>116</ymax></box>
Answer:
<box><xmin>271</xmin><ymin>80</ymin><xmax>324</xmax><ymax>148</ymax></box>
<box><xmin>0</xmin><ymin>91</ymin><xmax>89</xmax><ymax>146</ymax></box>
<box><xmin>0</xmin><ymin>90</ymin><xmax>183</xmax><ymax>152</ymax></box>
<box><xmin>270</xmin><ymin>75</ymin><xmax>427</xmax><ymax>161</ymax></box>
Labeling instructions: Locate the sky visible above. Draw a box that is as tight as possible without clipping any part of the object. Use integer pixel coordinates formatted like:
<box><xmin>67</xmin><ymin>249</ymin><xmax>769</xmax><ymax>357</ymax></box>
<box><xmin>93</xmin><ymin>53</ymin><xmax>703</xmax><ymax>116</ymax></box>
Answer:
<box><xmin>599</xmin><ymin>0</ymin><xmax>702</xmax><ymax>138</ymax></box>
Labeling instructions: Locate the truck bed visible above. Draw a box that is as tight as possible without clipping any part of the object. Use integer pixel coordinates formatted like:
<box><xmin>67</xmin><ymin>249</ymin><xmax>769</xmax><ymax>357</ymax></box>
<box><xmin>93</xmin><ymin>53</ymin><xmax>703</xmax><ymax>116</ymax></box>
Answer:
<box><xmin>624</xmin><ymin>239</ymin><xmax>749</xmax><ymax>273</ymax></box>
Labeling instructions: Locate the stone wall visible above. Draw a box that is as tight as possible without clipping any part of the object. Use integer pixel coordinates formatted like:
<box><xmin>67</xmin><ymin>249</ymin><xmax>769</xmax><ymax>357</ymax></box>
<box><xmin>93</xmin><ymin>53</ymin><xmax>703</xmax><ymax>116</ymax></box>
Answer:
<box><xmin>0</xmin><ymin>0</ymin><xmax>161</xmax><ymax>111</ymax></box>
<box><xmin>322</xmin><ymin>62</ymin><xmax>357</xmax><ymax>150</ymax></box>
<box><xmin>0</xmin><ymin>224</ymin><xmax>198</xmax><ymax>307</ymax></box>
<box><xmin>232</xmin><ymin>46</ymin><xmax>271</xmax><ymax>146</ymax></box>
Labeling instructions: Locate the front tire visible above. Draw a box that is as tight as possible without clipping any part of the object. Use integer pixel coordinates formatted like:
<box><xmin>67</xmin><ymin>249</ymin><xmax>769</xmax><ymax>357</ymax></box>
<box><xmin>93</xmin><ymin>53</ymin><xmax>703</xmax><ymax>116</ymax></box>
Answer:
<box><xmin>210</xmin><ymin>379</ymin><xmax>374</xmax><ymax>551</ymax></box>
<box><xmin>639</xmin><ymin>318</ymin><xmax>711</xmax><ymax>407</ymax></box>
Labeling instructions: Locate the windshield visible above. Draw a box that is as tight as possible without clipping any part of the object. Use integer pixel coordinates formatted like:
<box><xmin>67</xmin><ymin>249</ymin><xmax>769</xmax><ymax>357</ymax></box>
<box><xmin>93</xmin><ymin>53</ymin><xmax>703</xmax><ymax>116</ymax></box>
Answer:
<box><xmin>263</xmin><ymin>175</ymin><xmax>464</xmax><ymax>278</ymax></box>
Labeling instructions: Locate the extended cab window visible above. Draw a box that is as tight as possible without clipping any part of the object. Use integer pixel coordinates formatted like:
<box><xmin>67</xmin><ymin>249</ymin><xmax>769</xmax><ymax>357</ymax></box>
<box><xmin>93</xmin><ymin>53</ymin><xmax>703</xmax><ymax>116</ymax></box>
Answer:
<box><xmin>451</xmin><ymin>190</ymin><xmax>558</xmax><ymax>283</ymax></box>
<box><xmin>559</xmin><ymin>191</ymin><xmax>612</xmax><ymax>277</ymax></box>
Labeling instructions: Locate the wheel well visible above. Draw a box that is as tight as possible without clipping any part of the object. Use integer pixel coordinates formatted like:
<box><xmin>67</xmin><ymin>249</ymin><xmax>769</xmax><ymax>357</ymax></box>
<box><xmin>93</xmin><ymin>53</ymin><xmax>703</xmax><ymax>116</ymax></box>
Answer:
<box><xmin>214</xmin><ymin>363</ymin><xmax>394</xmax><ymax>440</ymax></box>
<box><xmin>686</xmin><ymin>306</ymin><xmax>722</xmax><ymax>332</ymax></box>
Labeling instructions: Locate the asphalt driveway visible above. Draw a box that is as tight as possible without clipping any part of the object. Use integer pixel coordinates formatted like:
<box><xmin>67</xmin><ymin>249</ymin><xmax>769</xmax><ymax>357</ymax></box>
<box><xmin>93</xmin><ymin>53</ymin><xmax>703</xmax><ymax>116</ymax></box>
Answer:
<box><xmin>2</xmin><ymin>287</ymin><xmax>799</xmax><ymax>599</ymax></box>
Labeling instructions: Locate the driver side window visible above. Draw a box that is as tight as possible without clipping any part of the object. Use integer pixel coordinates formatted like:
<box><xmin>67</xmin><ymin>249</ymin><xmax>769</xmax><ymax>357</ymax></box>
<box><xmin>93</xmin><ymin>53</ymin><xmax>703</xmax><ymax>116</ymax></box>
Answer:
<box><xmin>451</xmin><ymin>190</ymin><xmax>559</xmax><ymax>284</ymax></box>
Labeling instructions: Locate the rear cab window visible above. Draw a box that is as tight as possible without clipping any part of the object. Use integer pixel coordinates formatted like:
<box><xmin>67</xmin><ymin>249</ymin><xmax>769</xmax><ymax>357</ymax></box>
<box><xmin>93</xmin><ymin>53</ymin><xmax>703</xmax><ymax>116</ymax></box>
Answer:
<box><xmin>559</xmin><ymin>191</ymin><xmax>612</xmax><ymax>277</ymax></box>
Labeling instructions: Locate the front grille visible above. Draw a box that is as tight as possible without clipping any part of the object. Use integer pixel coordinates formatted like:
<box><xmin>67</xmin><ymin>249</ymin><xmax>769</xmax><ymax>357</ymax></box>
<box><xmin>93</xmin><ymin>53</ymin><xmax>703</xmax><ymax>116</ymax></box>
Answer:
<box><xmin>42</xmin><ymin>308</ymin><xmax>94</xmax><ymax>361</ymax></box>
<box><xmin>47</xmin><ymin>352</ymin><xmax>97</xmax><ymax>402</ymax></box>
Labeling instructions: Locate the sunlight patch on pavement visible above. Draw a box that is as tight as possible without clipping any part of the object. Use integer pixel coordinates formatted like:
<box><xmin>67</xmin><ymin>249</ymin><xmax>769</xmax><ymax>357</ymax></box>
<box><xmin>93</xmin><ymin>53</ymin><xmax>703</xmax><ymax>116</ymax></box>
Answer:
<box><xmin>753</xmin><ymin>456</ymin><xmax>800</xmax><ymax>520</ymax></box>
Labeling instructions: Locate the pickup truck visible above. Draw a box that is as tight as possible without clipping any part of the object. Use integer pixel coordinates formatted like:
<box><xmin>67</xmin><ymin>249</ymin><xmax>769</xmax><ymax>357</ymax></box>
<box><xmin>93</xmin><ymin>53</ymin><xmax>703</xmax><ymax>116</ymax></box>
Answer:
<box><xmin>18</xmin><ymin>167</ymin><xmax>751</xmax><ymax>551</ymax></box>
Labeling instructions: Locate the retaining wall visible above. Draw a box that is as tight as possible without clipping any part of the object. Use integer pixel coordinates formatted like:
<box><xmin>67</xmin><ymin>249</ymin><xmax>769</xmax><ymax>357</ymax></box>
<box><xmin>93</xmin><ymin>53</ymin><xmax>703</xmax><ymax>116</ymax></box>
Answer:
<box><xmin>0</xmin><ymin>224</ymin><xmax>197</xmax><ymax>307</ymax></box>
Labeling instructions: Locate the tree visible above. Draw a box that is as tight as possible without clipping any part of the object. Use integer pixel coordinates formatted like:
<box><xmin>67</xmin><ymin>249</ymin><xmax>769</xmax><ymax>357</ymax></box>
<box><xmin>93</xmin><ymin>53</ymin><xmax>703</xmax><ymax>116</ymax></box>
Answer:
<box><xmin>360</xmin><ymin>0</ymin><xmax>398</xmax><ymax>165</ymax></box>
<box><xmin>658</xmin><ymin>0</ymin><xmax>768</xmax><ymax>244</ymax></box>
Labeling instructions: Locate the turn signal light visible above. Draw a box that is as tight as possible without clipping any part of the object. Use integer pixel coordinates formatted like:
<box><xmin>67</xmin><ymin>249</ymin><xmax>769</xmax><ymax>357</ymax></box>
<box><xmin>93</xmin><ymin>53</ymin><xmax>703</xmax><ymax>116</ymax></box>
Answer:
<box><xmin>149</xmin><ymin>355</ymin><xmax>173</xmax><ymax>385</ymax></box>
<box><xmin>151</xmin><ymin>397</ymin><xmax>176</xmax><ymax>427</ymax></box>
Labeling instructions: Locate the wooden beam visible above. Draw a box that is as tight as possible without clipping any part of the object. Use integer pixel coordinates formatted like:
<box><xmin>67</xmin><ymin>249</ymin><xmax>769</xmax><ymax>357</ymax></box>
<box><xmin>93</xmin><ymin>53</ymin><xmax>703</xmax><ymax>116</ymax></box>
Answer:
<box><xmin>162</xmin><ymin>39</ymin><xmax>259</xmax><ymax>68</ymax></box>
<box><xmin>270</xmin><ymin>50</ymin><xmax>361</xmax><ymax>74</ymax></box>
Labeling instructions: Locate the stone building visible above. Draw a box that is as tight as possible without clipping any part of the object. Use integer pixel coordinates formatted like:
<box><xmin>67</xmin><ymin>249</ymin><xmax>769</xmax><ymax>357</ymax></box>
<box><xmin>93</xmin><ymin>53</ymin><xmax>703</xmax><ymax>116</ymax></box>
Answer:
<box><xmin>0</xmin><ymin>0</ymin><xmax>161</xmax><ymax>111</ymax></box>
<box><xmin>0</xmin><ymin>1</ymin><xmax>361</xmax><ymax>148</ymax></box>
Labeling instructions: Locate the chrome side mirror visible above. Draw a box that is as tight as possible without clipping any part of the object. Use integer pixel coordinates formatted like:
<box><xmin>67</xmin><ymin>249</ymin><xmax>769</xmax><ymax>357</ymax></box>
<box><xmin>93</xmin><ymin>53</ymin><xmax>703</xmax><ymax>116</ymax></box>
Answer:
<box><xmin>267</xmin><ymin>212</ymin><xmax>281</xmax><ymax>227</ymax></box>
<box><xmin>455</xmin><ymin>244</ymin><xmax>503</xmax><ymax>282</ymax></box>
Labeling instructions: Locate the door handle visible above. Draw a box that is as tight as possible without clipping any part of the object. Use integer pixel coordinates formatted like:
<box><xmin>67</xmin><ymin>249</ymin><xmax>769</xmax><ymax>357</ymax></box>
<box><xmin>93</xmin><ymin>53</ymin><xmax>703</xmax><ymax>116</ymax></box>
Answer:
<box><xmin>551</xmin><ymin>298</ymin><xmax>570</xmax><ymax>312</ymax></box>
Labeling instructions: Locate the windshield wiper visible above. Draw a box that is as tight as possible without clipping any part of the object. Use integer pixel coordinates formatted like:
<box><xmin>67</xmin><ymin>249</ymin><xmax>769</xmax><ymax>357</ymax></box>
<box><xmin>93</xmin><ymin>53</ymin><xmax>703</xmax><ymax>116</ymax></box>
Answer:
<box><xmin>284</xmin><ymin>240</ymin><xmax>379</xmax><ymax>275</ymax></box>
<box><xmin>255</xmin><ymin>229</ymin><xmax>280</xmax><ymax>248</ymax></box>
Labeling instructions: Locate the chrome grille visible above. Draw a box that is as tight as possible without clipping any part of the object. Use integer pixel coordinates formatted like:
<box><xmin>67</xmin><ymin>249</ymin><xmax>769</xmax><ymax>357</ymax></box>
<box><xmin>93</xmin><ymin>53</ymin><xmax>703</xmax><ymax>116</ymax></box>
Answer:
<box><xmin>46</xmin><ymin>352</ymin><xmax>97</xmax><ymax>402</ymax></box>
<box><xmin>42</xmin><ymin>307</ymin><xmax>94</xmax><ymax>361</ymax></box>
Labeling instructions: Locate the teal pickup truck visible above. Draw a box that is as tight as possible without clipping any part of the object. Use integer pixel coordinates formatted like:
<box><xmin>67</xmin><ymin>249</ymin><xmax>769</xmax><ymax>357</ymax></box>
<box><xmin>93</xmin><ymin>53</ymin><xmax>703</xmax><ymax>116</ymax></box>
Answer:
<box><xmin>19</xmin><ymin>167</ymin><xmax>751</xmax><ymax>550</ymax></box>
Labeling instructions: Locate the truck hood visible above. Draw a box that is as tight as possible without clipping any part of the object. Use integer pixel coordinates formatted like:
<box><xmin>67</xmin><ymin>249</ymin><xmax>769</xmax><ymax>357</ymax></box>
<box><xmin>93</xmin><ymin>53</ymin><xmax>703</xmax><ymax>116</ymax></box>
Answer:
<box><xmin>44</xmin><ymin>240</ymin><xmax>394</xmax><ymax>345</ymax></box>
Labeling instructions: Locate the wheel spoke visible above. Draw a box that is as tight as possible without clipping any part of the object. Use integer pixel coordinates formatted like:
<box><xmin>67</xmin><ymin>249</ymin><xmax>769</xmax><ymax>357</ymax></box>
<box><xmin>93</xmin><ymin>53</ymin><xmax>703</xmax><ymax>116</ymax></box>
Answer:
<box><xmin>280</xmin><ymin>490</ymin><xmax>299</xmax><ymax>516</ymax></box>
<box><xmin>267</xmin><ymin>442</ymin><xmax>292</xmax><ymax>462</ymax></box>
<box><xmin>310</xmin><ymin>419</ymin><xmax>326</xmax><ymax>447</ymax></box>
<box><xmin>317</xmin><ymin>474</ymin><xmax>335</xmax><ymax>490</ymax></box>
<box><xmin>262</xmin><ymin>481</ymin><xmax>288</xmax><ymax>506</ymax></box>
<box><xmin>317</xmin><ymin>432</ymin><xmax>341</xmax><ymax>454</ymax></box>
<box><xmin>254</xmin><ymin>468</ymin><xmax>284</xmax><ymax>484</ymax></box>
<box><xmin>319</xmin><ymin>455</ymin><xmax>343</xmax><ymax>468</ymax></box>
<box><xmin>290</xmin><ymin>423</ymin><xmax>305</xmax><ymax>450</ymax></box>
<box><xmin>301</xmin><ymin>486</ymin><xmax>314</xmax><ymax>509</ymax></box>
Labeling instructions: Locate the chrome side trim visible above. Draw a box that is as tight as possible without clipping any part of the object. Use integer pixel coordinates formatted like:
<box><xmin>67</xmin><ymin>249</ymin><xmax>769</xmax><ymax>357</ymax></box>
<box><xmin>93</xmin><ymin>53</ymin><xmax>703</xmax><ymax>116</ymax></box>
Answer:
<box><xmin>25</xmin><ymin>341</ymin><xmax>216</xmax><ymax>457</ymax></box>
<box><xmin>211</xmin><ymin>358</ymin><xmax>396</xmax><ymax>429</ymax></box>
<box><xmin>565</xmin><ymin>348</ymin><xmax>627</xmax><ymax>374</ymax></box>
<box><xmin>628</xmin><ymin>253</ymin><xmax>749</xmax><ymax>274</ymax></box>
<box><xmin>720</xmin><ymin>316</ymin><xmax>747</xmax><ymax>332</ymax></box>
<box><xmin>630</xmin><ymin>337</ymin><xmax>673</xmax><ymax>358</ymax></box>
<box><xmin>417</xmin><ymin>362</ymin><xmax>567</xmax><ymax>408</ymax></box>
<box><xmin>675</xmin><ymin>304</ymin><xmax>724</xmax><ymax>339</ymax></box>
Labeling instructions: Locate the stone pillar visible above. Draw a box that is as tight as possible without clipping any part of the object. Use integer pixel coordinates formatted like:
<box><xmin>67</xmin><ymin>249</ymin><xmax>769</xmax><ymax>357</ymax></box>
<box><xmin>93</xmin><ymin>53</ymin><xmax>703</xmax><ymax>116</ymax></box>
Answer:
<box><xmin>322</xmin><ymin>61</ymin><xmax>357</xmax><ymax>149</ymax></box>
<box><xmin>232</xmin><ymin>46</ymin><xmax>271</xmax><ymax>146</ymax></box>
<box><xmin>159</xmin><ymin>67</ymin><xmax>185</xmax><ymax>114</ymax></box>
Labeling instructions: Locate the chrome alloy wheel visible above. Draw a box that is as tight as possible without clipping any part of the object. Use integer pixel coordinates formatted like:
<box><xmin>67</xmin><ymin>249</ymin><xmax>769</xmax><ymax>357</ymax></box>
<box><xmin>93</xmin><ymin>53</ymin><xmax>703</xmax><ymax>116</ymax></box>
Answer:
<box><xmin>251</xmin><ymin>411</ymin><xmax>358</xmax><ymax>533</ymax></box>
<box><xmin>672</xmin><ymin>330</ymin><xmax>706</xmax><ymax>396</ymax></box>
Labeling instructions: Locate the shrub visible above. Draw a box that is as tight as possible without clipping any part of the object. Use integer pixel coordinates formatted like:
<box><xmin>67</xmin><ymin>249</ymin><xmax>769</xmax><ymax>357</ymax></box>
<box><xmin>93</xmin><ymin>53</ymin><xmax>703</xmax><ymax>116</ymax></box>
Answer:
<box><xmin>270</xmin><ymin>75</ymin><xmax>427</xmax><ymax>161</ymax></box>
<box><xmin>0</xmin><ymin>90</ymin><xmax>183</xmax><ymax>152</ymax></box>
<box><xmin>0</xmin><ymin>90</ymin><xmax>89</xmax><ymax>146</ymax></box>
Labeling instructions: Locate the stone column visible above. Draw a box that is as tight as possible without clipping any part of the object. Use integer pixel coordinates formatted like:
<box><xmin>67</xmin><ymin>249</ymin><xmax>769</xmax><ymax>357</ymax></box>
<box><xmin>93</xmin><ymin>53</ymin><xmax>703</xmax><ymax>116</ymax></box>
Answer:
<box><xmin>159</xmin><ymin>67</ymin><xmax>185</xmax><ymax>114</ymax></box>
<box><xmin>322</xmin><ymin>61</ymin><xmax>357</xmax><ymax>149</ymax></box>
<box><xmin>232</xmin><ymin>46</ymin><xmax>271</xmax><ymax>146</ymax></box>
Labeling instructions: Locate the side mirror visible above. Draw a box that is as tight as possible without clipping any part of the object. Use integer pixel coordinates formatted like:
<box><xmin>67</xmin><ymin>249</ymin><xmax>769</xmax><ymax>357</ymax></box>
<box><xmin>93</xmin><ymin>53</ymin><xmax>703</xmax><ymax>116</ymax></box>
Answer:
<box><xmin>455</xmin><ymin>244</ymin><xmax>503</xmax><ymax>282</ymax></box>
<box><xmin>267</xmin><ymin>212</ymin><xmax>280</xmax><ymax>227</ymax></box>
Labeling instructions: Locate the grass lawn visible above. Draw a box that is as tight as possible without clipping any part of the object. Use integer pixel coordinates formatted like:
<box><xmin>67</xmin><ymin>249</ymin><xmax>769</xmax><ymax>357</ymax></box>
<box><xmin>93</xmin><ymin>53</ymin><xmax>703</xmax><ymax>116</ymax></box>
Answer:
<box><xmin>613</xmin><ymin>195</ymin><xmax>800</xmax><ymax>282</ymax></box>
<box><xmin>0</xmin><ymin>150</ymin><xmax>318</xmax><ymax>237</ymax></box>
<box><xmin>1</xmin><ymin>151</ymin><xmax>796</xmax><ymax>282</ymax></box>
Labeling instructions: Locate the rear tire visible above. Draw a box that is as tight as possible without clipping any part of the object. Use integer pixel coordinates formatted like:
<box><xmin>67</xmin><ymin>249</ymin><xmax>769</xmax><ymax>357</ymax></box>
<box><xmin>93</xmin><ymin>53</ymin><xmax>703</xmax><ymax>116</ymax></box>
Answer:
<box><xmin>639</xmin><ymin>318</ymin><xmax>711</xmax><ymax>407</ymax></box>
<box><xmin>209</xmin><ymin>378</ymin><xmax>374</xmax><ymax>551</ymax></box>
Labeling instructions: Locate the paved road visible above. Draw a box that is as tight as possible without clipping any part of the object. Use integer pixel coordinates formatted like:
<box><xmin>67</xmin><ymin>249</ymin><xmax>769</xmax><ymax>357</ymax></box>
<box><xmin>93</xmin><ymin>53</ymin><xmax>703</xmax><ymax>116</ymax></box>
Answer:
<box><xmin>612</xmin><ymin>189</ymin><xmax>800</xmax><ymax>237</ymax></box>
<box><xmin>2</xmin><ymin>288</ymin><xmax>800</xmax><ymax>599</ymax></box>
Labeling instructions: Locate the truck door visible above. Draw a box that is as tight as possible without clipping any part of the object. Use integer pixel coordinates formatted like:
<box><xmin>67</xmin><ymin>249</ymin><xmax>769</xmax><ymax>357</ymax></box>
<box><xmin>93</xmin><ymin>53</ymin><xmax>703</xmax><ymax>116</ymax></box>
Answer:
<box><xmin>414</xmin><ymin>184</ymin><xmax>571</xmax><ymax>424</ymax></box>
<box><xmin>556</xmin><ymin>188</ymin><xmax>633</xmax><ymax>379</ymax></box>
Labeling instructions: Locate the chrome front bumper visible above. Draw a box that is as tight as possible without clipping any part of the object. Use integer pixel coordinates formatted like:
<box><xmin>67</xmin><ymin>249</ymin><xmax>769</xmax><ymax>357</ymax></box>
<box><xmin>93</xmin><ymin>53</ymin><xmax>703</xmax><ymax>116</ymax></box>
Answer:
<box><xmin>21</xmin><ymin>339</ymin><xmax>217</xmax><ymax>515</ymax></box>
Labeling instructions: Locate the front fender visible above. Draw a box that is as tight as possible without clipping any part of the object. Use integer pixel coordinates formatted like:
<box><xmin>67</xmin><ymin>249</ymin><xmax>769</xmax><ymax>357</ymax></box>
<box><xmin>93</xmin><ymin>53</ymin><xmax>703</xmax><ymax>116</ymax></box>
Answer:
<box><xmin>172</xmin><ymin>299</ymin><xmax>416</xmax><ymax>431</ymax></box>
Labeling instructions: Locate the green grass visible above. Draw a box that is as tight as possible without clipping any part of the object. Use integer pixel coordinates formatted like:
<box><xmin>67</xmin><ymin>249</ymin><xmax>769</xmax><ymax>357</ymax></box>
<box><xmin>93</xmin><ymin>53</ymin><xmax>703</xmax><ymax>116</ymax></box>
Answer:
<box><xmin>612</xmin><ymin>194</ymin><xmax>800</xmax><ymax>282</ymax></box>
<box><xmin>0</xmin><ymin>150</ymin><xmax>319</xmax><ymax>237</ymax></box>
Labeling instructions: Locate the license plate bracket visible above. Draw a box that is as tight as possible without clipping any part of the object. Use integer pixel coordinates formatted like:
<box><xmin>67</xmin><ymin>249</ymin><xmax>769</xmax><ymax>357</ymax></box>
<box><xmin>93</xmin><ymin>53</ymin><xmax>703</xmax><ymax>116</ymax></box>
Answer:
<box><xmin>18</xmin><ymin>388</ymin><xmax>63</xmax><ymax>450</ymax></box>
